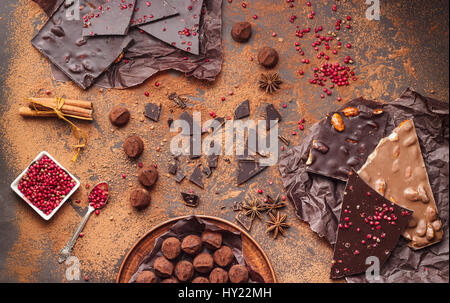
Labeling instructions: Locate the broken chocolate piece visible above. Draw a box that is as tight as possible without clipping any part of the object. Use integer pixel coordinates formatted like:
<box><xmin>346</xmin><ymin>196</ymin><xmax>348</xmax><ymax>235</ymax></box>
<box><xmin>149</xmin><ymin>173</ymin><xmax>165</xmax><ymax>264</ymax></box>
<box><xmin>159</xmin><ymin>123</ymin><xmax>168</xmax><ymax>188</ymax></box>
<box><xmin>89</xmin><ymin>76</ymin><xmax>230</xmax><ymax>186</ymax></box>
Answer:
<box><xmin>237</xmin><ymin>160</ymin><xmax>267</xmax><ymax>185</ymax></box>
<box><xmin>307</xmin><ymin>98</ymin><xmax>388</xmax><ymax>182</ymax></box>
<box><xmin>358</xmin><ymin>119</ymin><xmax>443</xmax><ymax>250</ymax></box>
<box><xmin>234</xmin><ymin>100</ymin><xmax>250</xmax><ymax>120</ymax></box>
<box><xmin>139</xmin><ymin>0</ymin><xmax>203</xmax><ymax>55</ymax></box>
<box><xmin>330</xmin><ymin>171</ymin><xmax>413</xmax><ymax>279</ymax></box>
<box><xmin>131</xmin><ymin>0</ymin><xmax>178</xmax><ymax>27</ymax></box>
<box><xmin>265</xmin><ymin>104</ymin><xmax>282</xmax><ymax>130</ymax></box>
<box><xmin>175</xmin><ymin>167</ymin><xmax>185</xmax><ymax>183</ymax></box>
<box><xmin>168</xmin><ymin>158</ymin><xmax>179</xmax><ymax>175</ymax></box>
<box><xmin>235</xmin><ymin>212</ymin><xmax>253</xmax><ymax>231</ymax></box>
<box><xmin>177</xmin><ymin>111</ymin><xmax>201</xmax><ymax>136</ymax></box>
<box><xmin>189</xmin><ymin>165</ymin><xmax>204</xmax><ymax>189</ymax></box>
<box><xmin>202</xmin><ymin>165</ymin><xmax>212</xmax><ymax>178</ymax></box>
<box><xmin>207</xmin><ymin>155</ymin><xmax>219</xmax><ymax>169</ymax></box>
<box><xmin>31</xmin><ymin>0</ymin><xmax>133</xmax><ymax>89</ymax></box>
<box><xmin>181</xmin><ymin>192</ymin><xmax>199</xmax><ymax>207</ymax></box>
<box><xmin>82</xmin><ymin>0</ymin><xmax>136</xmax><ymax>37</ymax></box>
<box><xmin>168</xmin><ymin>92</ymin><xmax>187</xmax><ymax>108</ymax></box>
<box><xmin>144</xmin><ymin>102</ymin><xmax>162</xmax><ymax>122</ymax></box>
<box><xmin>232</xmin><ymin>201</ymin><xmax>243</xmax><ymax>212</ymax></box>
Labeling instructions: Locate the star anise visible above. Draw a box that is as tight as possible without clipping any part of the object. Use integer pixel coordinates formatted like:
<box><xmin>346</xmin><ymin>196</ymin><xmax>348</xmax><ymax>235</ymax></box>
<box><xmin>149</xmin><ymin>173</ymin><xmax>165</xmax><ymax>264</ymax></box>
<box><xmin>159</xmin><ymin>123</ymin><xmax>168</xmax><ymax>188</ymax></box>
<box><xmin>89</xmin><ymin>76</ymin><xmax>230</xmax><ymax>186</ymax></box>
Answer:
<box><xmin>263</xmin><ymin>194</ymin><xmax>286</xmax><ymax>214</ymax></box>
<box><xmin>242</xmin><ymin>199</ymin><xmax>265</xmax><ymax>221</ymax></box>
<box><xmin>258</xmin><ymin>73</ymin><xmax>282</xmax><ymax>93</ymax></box>
<box><xmin>266</xmin><ymin>211</ymin><xmax>289</xmax><ymax>239</ymax></box>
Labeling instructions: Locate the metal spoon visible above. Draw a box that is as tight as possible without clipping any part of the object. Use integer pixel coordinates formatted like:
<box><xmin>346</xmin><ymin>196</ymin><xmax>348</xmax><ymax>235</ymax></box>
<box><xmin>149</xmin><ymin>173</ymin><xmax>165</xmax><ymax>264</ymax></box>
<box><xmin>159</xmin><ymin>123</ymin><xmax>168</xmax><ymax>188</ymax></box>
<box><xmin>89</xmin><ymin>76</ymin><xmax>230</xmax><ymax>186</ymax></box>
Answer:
<box><xmin>58</xmin><ymin>182</ymin><xmax>109</xmax><ymax>264</ymax></box>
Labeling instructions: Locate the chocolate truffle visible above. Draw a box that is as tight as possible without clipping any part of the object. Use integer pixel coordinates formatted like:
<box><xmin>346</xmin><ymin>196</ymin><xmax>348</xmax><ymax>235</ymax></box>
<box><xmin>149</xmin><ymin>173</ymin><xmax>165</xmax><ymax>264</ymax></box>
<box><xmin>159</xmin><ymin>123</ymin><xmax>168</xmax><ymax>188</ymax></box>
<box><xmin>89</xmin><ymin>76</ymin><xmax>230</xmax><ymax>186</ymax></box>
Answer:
<box><xmin>160</xmin><ymin>277</ymin><xmax>178</xmax><ymax>283</ymax></box>
<box><xmin>213</xmin><ymin>246</ymin><xmax>234</xmax><ymax>268</ymax></box>
<box><xmin>201</xmin><ymin>230</ymin><xmax>222</xmax><ymax>250</ymax></box>
<box><xmin>231</xmin><ymin>22</ymin><xmax>252</xmax><ymax>42</ymax></box>
<box><xmin>181</xmin><ymin>235</ymin><xmax>202</xmax><ymax>255</ymax></box>
<box><xmin>153</xmin><ymin>256</ymin><xmax>174</xmax><ymax>278</ymax></box>
<box><xmin>109</xmin><ymin>105</ymin><xmax>130</xmax><ymax>127</ymax></box>
<box><xmin>161</xmin><ymin>237</ymin><xmax>181</xmax><ymax>260</ymax></box>
<box><xmin>257</xmin><ymin>47</ymin><xmax>279</xmax><ymax>68</ymax></box>
<box><xmin>129</xmin><ymin>188</ymin><xmax>151</xmax><ymax>210</ymax></box>
<box><xmin>193</xmin><ymin>253</ymin><xmax>214</xmax><ymax>274</ymax></box>
<box><xmin>192</xmin><ymin>276</ymin><xmax>210</xmax><ymax>283</ymax></box>
<box><xmin>209</xmin><ymin>267</ymin><xmax>229</xmax><ymax>283</ymax></box>
<box><xmin>135</xmin><ymin>270</ymin><xmax>157</xmax><ymax>283</ymax></box>
<box><xmin>138</xmin><ymin>166</ymin><xmax>159</xmax><ymax>187</ymax></box>
<box><xmin>174</xmin><ymin>260</ymin><xmax>195</xmax><ymax>282</ymax></box>
<box><xmin>229</xmin><ymin>264</ymin><xmax>249</xmax><ymax>283</ymax></box>
<box><xmin>123</xmin><ymin>135</ymin><xmax>144</xmax><ymax>158</ymax></box>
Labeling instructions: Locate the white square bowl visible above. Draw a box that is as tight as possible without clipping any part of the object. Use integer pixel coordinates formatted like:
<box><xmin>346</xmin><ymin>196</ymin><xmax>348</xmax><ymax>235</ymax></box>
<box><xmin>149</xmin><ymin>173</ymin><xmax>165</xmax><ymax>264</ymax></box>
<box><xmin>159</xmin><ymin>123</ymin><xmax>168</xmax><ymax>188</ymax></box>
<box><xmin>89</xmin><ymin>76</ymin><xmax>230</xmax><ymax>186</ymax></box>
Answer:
<box><xmin>10</xmin><ymin>151</ymin><xmax>80</xmax><ymax>221</ymax></box>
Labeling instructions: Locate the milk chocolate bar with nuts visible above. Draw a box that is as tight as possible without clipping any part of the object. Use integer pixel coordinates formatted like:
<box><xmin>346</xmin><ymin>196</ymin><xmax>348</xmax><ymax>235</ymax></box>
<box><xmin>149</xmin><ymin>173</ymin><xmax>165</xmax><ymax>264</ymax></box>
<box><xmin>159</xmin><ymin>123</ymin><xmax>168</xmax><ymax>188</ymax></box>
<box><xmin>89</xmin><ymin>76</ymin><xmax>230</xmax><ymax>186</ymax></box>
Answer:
<box><xmin>358</xmin><ymin>119</ymin><xmax>443</xmax><ymax>250</ymax></box>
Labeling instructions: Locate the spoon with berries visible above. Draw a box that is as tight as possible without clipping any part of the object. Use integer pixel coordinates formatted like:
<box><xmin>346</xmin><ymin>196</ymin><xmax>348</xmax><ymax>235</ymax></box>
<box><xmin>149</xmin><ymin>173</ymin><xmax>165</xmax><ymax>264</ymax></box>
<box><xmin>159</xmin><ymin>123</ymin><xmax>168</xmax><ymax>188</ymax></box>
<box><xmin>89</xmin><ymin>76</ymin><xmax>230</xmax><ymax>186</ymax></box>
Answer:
<box><xmin>58</xmin><ymin>182</ymin><xmax>109</xmax><ymax>264</ymax></box>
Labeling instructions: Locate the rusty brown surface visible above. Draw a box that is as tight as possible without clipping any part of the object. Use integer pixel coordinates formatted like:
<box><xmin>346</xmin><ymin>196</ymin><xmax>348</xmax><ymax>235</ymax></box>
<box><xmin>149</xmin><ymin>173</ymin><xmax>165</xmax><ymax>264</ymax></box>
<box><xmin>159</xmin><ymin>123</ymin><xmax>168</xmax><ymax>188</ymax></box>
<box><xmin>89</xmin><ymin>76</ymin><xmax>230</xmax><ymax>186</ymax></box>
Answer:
<box><xmin>0</xmin><ymin>0</ymin><xmax>448</xmax><ymax>283</ymax></box>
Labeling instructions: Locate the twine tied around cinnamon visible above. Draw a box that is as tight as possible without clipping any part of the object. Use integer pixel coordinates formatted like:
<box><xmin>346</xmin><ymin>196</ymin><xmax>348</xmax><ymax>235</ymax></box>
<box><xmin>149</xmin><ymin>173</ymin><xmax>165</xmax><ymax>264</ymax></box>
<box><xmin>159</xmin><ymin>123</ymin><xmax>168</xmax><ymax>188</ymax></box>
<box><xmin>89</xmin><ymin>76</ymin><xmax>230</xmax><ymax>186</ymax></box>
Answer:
<box><xmin>25</xmin><ymin>97</ymin><xmax>88</xmax><ymax>162</ymax></box>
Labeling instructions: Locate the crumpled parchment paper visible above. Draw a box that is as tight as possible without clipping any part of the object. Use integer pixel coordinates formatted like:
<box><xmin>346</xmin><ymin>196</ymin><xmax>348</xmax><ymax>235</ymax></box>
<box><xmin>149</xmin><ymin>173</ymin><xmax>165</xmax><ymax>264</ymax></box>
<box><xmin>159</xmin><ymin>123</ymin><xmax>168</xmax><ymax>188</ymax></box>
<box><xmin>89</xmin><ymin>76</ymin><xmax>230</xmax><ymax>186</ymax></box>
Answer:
<box><xmin>279</xmin><ymin>88</ymin><xmax>449</xmax><ymax>283</ymax></box>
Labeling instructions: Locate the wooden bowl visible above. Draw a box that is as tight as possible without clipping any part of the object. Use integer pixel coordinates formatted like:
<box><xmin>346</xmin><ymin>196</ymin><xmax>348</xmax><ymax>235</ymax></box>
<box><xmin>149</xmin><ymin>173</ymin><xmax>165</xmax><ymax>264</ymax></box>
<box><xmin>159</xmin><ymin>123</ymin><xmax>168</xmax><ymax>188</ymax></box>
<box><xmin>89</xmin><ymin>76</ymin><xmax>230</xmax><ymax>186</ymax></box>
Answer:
<box><xmin>117</xmin><ymin>215</ymin><xmax>276</xmax><ymax>283</ymax></box>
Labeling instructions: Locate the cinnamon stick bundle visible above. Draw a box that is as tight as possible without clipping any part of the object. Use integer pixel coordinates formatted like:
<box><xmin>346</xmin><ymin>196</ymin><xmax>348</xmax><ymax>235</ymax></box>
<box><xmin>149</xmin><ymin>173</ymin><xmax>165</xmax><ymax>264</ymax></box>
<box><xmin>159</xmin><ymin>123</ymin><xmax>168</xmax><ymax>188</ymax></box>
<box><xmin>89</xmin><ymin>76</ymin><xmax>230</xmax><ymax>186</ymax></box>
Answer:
<box><xmin>21</xmin><ymin>97</ymin><xmax>94</xmax><ymax>120</ymax></box>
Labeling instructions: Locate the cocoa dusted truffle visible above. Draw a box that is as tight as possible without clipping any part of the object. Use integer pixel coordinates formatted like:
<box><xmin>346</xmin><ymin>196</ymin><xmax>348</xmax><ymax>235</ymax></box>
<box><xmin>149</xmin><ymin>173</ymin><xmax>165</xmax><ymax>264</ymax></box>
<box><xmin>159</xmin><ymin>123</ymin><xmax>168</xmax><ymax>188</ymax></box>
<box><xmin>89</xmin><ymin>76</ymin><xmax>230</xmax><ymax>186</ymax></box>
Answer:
<box><xmin>109</xmin><ymin>105</ymin><xmax>130</xmax><ymax>127</ymax></box>
<box><xmin>181</xmin><ymin>235</ymin><xmax>202</xmax><ymax>255</ymax></box>
<box><xmin>231</xmin><ymin>22</ymin><xmax>252</xmax><ymax>43</ymax></box>
<box><xmin>129</xmin><ymin>188</ymin><xmax>151</xmax><ymax>210</ymax></box>
<box><xmin>138</xmin><ymin>166</ymin><xmax>159</xmax><ymax>187</ymax></box>
<box><xmin>153</xmin><ymin>256</ymin><xmax>174</xmax><ymax>278</ymax></box>
<box><xmin>135</xmin><ymin>270</ymin><xmax>157</xmax><ymax>283</ymax></box>
<box><xmin>213</xmin><ymin>246</ymin><xmax>234</xmax><ymax>268</ymax></box>
<box><xmin>257</xmin><ymin>47</ymin><xmax>279</xmax><ymax>68</ymax></box>
<box><xmin>192</xmin><ymin>276</ymin><xmax>210</xmax><ymax>283</ymax></box>
<box><xmin>209</xmin><ymin>267</ymin><xmax>229</xmax><ymax>283</ymax></box>
<box><xmin>161</xmin><ymin>277</ymin><xmax>178</xmax><ymax>283</ymax></box>
<box><xmin>193</xmin><ymin>252</ymin><xmax>214</xmax><ymax>274</ymax></box>
<box><xmin>229</xmin><ymin>264</ymin><xmax>249</xmax><ymax>283</ymax></box>
<box><xmin>161</xmin><ymin>237</ymin><xmax>181</xmax><ymax>260</ymax></box>
<box><xmin>123</xmin><ymin>135</ymin><xmax>144</xmax><ymax>158</ymax></box>
<box><xmin>174</xmin><ymin>260</ymin><xmax>195</xmax><ymax>282</ymax></box>
<box><xmin>201</xmin><ymin>230</ymin><xmax>222</xmax><ymax>250</ymax></box>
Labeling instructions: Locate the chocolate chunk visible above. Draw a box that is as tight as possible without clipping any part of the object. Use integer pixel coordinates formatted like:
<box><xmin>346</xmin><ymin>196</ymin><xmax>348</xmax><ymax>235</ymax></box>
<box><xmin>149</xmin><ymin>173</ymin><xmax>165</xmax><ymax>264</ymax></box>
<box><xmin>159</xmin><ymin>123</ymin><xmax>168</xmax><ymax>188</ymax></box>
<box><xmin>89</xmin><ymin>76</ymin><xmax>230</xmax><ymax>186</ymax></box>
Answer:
<box><xmin>82</xmin><ymin>0</ymin><xmax>136</xmax><ymax>37</ymax></box>
<box><xmin>213</xmin><ymin>246</ymin><xmax>234</xmax><ymax>268</ymax></box>
<box><xmin>175</xmin><ymin>167</ymin><xmax>185</xmax><ymax>183</ymax></box>
<box><xmin>358</xmin><ymin>119</ymin><xmax>443</xmax><ymax>250</ymax></box>
<box><xmin>181</xmin><ymin>235</ymin><xmax>202</xmax><ymax>255</ymax></box>
<box><xmin>234</xmin><ymin>100</ymin><xmax>250</xmax><ymax>120</ymax></box>
<box><xmin>129</xmin><ymin>188</ymin><xmax>151</xmax><ymax>210</ymax></box>
<box><xmin>201</xmin><ymin>231</ymin><xmax>222</xmax><ymax>250</ymax></box>
<box><xmin>144</xmin><ymin>103</ymin><xmax>162</xmax><ymax>122</ymax></box>
<box><xmin>235</xmin><ymin>212</ymin><xmax>252</xmax><ymax>231</ymax></box>
<box><xmin>123</xmin><ymin>135</ymin><xmax>144</xmax><ymax>158</ymax></box>
<box><xmin>193</xmin><ymin>252</ymin><xmax>214</xmax><ymax>274</ymax></box>
<box><xmin>237</xmin><ymin>160</ymin><xmax>267</xmax><ymax>185</ymax></box>
<box><xmin>265</xmin><ymin>104</ymin><xmax>282</xmax><ymax>130</ymax></box>
<box><xmin>138</xmin><ymin>166</ymin><xmax>159</xmax><ymax>187</ymax></box>
<box><xmin>31</xmin><ymin>0</ymin><xmax>133</xmax><ymax>89</ymax></box>
<box><xmin>139</xmin><ymin>0</ymin><xmax>203</xmax><ymax>55</ymax></box>
<box><xmin>307</xmin><ymin>98</ymin><xmax>388</xmax><ymax>182</ymax></box>
<box><xmin>174</xmin><ymin>260</ymin><xmax>194</xmax><ymax>282</ymax></box>
<box><xmin>161</xmin><ymin>237</ymin><xmax>181</xmax><ymax>260</ymax></box>
<box><xmin>109</xmin><ymin>105</ymin><xmax>130</xmax><ymax>126</ymax></box>
<box><xmin>202</xmin><ymin>165</ymin><xmax>212</xmax><ymax>178</ymax></box>
<box><xmin>181</xmin><ymin>192</ymin><xmax>199</xmax><ymax>207</ymax></box>
<box><xmin>229</xmin><ymin>264</ymin><xmax>249</xmax><ymax>283</ymax></box>
<box><xmin>209</xmin><ymin>267</ymin><xmax>229</xmax><ymax>283</ymax></box>
<box><xmin>167</xmin><ymin>118</ymin><xmax>174</xmax><ymax>127</ymax></box>
<box><xmin>257</xmin><ymin>47</ymin><xmax>279</xmax><ymax>68</ymax></box>
<box><xmin>232</xmin><ymin>201</ymin><xmax>242</xmax><ymax>211</ymax></box>
<box><xmin>32</xmin><ymin>0</ymin><xmax>61</xmax><ymax>16</ymax></box>
<box><xmin>168</xmin><ymin>159</ymin><xmax>179</xmax><ymax>175</ymax></box>
<box><xmin>207</xmin><ymin>155</ymin><xmax>219</xmax><ymax>168</ymax></box>
<box><xmin>231</xmin><ymin>22</ymin><xmax>252</xmax><ymax>42</ymax></box>
<box><xmin>330</xmin><ymin>171</ymin><xmax>413</xmax><ymax>279</ymax></box>
<box><xmin>131</xmin><ymin>0</ymin><xmax>178</xmax><ymax>27</ymax></box>
<box><xmin>153</xmin><ymin>256</ymin><xmax>173</xmax><ymax>278</ymax></box>
<box><xmin>189</xmin><ymin>165</ymin><xmax>204</xmax><ymax>189</ymax></box>
<box><xmin>135</xmin><ymin>270</ymin><xmax>157</xmax><ymax>283</ymax></box>
<box><xmin>177</xmin><ymin>111</ymin><xmax>201</xmax><ymax>136</ymax></box>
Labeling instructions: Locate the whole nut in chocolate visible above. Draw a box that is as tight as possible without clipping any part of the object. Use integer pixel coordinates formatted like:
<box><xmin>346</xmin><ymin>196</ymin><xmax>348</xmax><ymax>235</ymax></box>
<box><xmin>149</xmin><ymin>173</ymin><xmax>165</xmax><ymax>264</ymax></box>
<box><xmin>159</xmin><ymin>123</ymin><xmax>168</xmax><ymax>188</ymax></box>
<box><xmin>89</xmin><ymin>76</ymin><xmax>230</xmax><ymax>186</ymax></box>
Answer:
<box><xmin>129</xmin><ymin>188</ymin><xmax>151</xmax><ymax>210</ymax></box>
<box><xmin>138</xmin><ymin>166</ymin><xmax>159</xmax><ymax>187</ymax></box>
<box><xmin>257</xmin><ymin>47</ymin><xmax>279</xmax><ymax>68</ymax></box>
<box><xmin>109</xmin><ymin>105</ymin><xmax>130</xmax><ymax>126</ymax></box>
<box><xmin>123</xmin><ymin>135</ymin><xmax>144</xmax><ymax>158</ymax></box>
<box><xmin>331</xmin><ymin>113</ymin><xmax>345</xmax><ymax>132</ymax></box>
<box><xmin>231</xmin><ymin>22</ymin><xmax>252</xmax><ymax>42</ymax></box>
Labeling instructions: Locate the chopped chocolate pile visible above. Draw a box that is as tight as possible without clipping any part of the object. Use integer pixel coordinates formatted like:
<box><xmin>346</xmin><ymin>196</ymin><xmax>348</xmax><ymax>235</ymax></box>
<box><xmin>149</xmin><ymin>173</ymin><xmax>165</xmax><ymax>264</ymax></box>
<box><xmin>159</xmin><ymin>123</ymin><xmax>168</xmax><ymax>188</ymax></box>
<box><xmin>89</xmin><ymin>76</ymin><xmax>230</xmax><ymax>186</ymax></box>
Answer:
<box><xmin>331</xmin><ymin>171</ymin><xmax>413</xmax><ymax>279</ymax></box>
<box><xmin>306</xmin><ymin>98</ymin><xmax>388</xmax><ymax>182</ymax></box>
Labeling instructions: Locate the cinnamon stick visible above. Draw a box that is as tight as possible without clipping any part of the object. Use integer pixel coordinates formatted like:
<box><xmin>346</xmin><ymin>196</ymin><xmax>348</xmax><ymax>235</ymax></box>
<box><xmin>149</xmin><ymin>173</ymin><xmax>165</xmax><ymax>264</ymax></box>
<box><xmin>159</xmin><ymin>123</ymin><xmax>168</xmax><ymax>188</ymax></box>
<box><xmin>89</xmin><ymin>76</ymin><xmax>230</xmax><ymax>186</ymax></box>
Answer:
<box><xmin>20</xmin><ymin>107</ymin><xmax>92</xmax><ymax>120</ymax></box>
<box><xmin>27</xmin><ymin>97</ymin><xmax>92</xmax><ymax>109</ymax></box>
<box><xmin>29</xmin><ymin>103</ymin><xmax>93</xmax><ymax>117</ymax></box>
